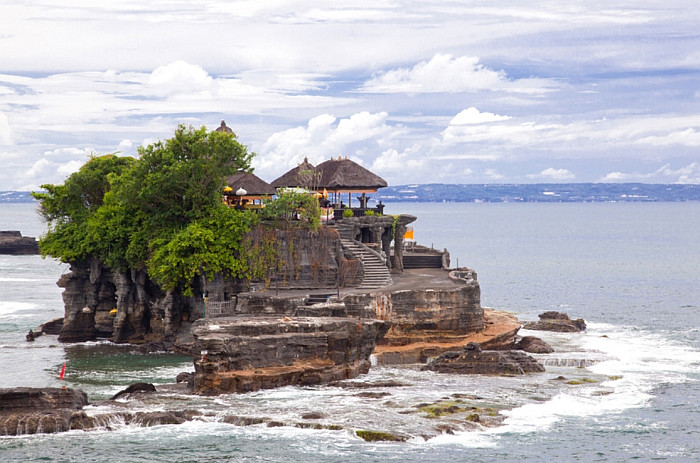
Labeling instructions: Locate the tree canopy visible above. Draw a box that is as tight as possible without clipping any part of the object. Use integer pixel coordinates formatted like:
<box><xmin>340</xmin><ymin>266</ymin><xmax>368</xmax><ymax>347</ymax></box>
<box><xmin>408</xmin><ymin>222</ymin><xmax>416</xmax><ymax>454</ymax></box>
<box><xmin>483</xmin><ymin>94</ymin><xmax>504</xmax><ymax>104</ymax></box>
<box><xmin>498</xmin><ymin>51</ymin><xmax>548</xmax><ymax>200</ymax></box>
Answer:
<box><xmin>33</xmin><ymin>124</ymin><xmax>258</xmax><ymax>295</ymax></box>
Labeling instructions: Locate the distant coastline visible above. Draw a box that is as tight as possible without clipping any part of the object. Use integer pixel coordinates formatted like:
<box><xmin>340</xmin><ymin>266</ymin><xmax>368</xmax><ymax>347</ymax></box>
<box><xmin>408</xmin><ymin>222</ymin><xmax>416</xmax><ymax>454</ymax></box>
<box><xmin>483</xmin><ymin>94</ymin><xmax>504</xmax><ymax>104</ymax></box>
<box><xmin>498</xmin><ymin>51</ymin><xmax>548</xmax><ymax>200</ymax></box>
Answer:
<box><xmin>3</xmin><ymin>183</ymin><xmax>700</xmax><ymax>204</ymax></box>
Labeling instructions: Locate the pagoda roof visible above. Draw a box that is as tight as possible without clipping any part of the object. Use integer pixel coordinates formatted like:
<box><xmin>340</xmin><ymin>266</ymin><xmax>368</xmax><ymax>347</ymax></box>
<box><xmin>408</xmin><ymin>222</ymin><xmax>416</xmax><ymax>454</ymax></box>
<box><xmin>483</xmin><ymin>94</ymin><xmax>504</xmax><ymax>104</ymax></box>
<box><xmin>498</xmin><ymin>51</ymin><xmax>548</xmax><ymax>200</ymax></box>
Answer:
<box><xmin>315</xmin><ymin>157</ymin><xmax>387</xmax><ymax>191</ymax></box>
<box><xmin>270</xmin><ymin>158</ymin><xmax>317</xmax><ymax>188</ymax></box>
<box><xmin>224</xmin><ymin>172</ymin><xmax>275</xmax><ymax>195</ymax></box>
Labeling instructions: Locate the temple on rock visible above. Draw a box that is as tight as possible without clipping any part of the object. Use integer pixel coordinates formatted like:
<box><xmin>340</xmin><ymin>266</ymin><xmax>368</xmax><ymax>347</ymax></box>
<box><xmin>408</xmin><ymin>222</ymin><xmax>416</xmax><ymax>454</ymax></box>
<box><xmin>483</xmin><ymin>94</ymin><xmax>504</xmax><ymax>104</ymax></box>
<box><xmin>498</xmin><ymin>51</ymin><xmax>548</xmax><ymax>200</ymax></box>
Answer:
<box><xmin>44</xmin><ymin>126</ymin><xmax>536</xmax><ymax>398</ymax></box>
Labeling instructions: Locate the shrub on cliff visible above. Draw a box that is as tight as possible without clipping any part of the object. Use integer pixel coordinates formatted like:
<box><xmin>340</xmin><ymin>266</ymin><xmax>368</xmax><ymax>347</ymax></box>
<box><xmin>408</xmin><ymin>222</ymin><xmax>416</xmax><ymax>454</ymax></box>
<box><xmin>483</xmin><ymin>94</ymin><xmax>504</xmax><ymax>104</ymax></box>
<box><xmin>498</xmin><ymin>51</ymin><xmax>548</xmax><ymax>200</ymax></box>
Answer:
<box><xmin>33</xmin><ymin>124</ymin><xmax>258</xmax><ymax>295</ymax></box>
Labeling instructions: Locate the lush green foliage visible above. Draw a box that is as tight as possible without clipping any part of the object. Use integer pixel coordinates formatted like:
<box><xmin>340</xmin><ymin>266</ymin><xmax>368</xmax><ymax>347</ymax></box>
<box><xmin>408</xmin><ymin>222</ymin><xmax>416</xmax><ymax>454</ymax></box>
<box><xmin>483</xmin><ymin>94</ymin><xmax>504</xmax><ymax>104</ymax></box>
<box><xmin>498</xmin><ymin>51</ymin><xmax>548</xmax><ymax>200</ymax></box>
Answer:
<box><xmin>33</xmin><ymin>125</ymin><xmax>257</xmax><ymax>295</ymax></box>
<box><xmin>261</xmin><ymin>188</ymin><xmax>321</xmax><ymax>230</ymax></box>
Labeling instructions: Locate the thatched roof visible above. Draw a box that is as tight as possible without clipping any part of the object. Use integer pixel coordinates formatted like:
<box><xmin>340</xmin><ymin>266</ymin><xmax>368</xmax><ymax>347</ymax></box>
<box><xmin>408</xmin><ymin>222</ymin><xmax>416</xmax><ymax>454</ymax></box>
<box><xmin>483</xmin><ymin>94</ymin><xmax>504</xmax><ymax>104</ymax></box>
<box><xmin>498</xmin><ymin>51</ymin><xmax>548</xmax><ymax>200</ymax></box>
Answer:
<box><xmin>224</xmin><ymin>172</ymin><xmax>275</xmax><ymax>195</ymax></box>
<box><xmin>270</xmin><ymin>158</ymin><xmax>317</xmax><ymax>188</ymax></box>
<box><xmin>315</xmin><ymin>158</ymin><xmax>387</xmax><ymax>191</ymax></box>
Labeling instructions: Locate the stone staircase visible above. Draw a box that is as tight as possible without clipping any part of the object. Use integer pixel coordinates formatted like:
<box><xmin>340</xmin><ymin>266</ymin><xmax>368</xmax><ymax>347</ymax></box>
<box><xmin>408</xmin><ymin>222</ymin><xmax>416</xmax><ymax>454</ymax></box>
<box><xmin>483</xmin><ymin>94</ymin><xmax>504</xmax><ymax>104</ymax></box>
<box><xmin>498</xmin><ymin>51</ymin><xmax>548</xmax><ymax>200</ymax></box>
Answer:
<box><xmin>340</xmin><ymin>239</ymin><xmax>392</xmax><ymax>289</ymax></box>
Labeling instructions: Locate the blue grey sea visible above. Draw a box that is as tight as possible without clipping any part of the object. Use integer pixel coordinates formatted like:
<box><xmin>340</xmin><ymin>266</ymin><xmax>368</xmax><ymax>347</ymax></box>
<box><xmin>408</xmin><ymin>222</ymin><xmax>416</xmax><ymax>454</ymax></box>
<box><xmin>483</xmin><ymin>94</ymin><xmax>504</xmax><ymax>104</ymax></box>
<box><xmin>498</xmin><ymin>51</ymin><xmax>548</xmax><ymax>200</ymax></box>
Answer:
<box><xmin>1</xmin><ymin>201</ymin><xmax>699</xmax><ymax>462</ymax></box>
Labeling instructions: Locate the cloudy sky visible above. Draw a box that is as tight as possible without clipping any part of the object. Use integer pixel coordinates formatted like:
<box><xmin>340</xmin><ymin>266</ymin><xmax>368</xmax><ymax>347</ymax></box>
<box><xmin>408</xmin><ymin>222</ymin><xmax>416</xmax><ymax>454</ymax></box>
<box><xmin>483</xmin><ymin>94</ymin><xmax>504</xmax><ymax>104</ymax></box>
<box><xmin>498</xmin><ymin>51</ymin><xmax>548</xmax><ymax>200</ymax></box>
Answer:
<box><xmin>1</xmin><ymin>1</ymin><xmax>699</xmax><ymax>190</ymax></box>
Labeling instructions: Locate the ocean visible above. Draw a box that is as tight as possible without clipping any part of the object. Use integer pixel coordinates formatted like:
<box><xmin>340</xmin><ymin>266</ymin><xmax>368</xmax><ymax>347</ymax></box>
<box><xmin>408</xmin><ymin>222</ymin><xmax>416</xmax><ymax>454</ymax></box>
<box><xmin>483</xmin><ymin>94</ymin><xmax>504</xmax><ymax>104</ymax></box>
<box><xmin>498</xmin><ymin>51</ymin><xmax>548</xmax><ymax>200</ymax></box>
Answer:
<box><xmin>1</xmin><ymin>201</ymin><xmax>699</xmax><ymax>462</ymax></box>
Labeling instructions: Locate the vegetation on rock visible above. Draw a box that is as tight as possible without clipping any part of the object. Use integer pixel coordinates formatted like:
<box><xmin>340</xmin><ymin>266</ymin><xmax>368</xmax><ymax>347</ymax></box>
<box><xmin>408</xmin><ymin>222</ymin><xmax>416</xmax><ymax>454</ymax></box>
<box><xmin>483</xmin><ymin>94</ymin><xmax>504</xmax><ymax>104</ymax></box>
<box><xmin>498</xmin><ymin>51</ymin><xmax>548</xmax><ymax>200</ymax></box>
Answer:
<box><xmin>33</xmin><ymin>125</ymin><xmax>259</xmax><ymax>295</ymax></box>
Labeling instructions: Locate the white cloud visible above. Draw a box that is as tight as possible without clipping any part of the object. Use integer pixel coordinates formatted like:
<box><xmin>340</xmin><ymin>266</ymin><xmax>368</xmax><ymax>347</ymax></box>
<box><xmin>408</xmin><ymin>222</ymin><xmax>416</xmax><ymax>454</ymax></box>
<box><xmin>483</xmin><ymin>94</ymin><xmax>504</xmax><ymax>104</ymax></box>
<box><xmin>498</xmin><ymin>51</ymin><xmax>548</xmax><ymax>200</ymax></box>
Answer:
<box><xmin>363</xmin><ymin>54</ymin><xmax>505</xmax><ymax>93</ymax></box>
<box><xmin>527</xmin><ymin>168</ymin><xmax>576</xmax><ymax>180</ymax></box>
<box><xmin>57</xmin><ymin>159</ymin><xmax>85</xmax><ymax>176</ymax></box>
<box><xmin>254</xmin><ymin>111</ymin><xmax>404</xmax><ymax>180</ymax></box>
<box><xmin>450</xmin><ymin>107</ymin><xmax>511</xmax><ymax>125</ymax></box>
<box><xmin>0</xmin><ymin>112</ymin><xmax>11</xmax><ymax>144</ymax></box>
<box><xmin>599</xmin><ymin>162</ymin><xmax>700</xmax><ymax>184</ymax></box>
<box><xmin>636</xmin><ymin>128</ymin><xmax>700</xmax><ymax>147</ymax></box>
<box><xmin>484</xmin><ymin>168</ymin><xmax>504</xmax><ymax>181</ymax></box>
<box><xmin>371</xmin><ymin>145</ymin><xmax>424</xmax><ymax>172</ymax></box>
<box><xmin>147</xmin><ymin>60</ymin><xmax>214</xmax><ymax>97</ymax></box>
<box><xmin>362</xmin><ymin>54</ymin><xmax>557</xmax><ymax>94</ymax></box>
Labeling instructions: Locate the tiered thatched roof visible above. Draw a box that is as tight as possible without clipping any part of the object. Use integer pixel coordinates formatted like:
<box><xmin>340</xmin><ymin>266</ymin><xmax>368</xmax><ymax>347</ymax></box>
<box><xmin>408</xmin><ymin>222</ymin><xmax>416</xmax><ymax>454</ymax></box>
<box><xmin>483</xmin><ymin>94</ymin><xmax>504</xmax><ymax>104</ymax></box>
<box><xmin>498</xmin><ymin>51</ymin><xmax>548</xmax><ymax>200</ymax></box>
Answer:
<box><xmin>271</xmin><ymin>157</ymin><xmax>387</xmax><ymax>192</ymax></box>
<box><xmin>225</xmin><ymin>172</ymin><xmax>276</xmax><ymax>195</ymax></box>
<box><xmin>315</xmin><ymin>158</ymin><xmax>387</xmax><ymax>192</ymax></box>
<box><xmin>270</xmin><ymin>158</ymin><xmax>317</xmax><ymax>189</ymax></box>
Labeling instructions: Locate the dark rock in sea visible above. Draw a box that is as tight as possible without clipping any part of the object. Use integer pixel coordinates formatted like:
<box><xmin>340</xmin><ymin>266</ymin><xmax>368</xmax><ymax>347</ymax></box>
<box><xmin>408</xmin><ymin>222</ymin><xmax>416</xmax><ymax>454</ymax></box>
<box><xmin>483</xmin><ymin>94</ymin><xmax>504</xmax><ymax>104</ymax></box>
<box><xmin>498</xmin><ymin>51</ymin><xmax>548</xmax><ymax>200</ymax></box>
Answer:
<box><xmin>422</xmin><ymin>343</ymin><xmax>545</xmax><ymax>375</ymax></box>
<box><xmin>110</xmin><ymin>382</ymin><xmax>157</xmax><ymax>401</ymax></box>
<box><xmin>301</xmin><ymin>412</ymin><xmax>327</xmax><ymax>420</ymax></box>
<box><xmin>38</xmin><ymin>317</ymin><xmax>64</xmax><ymax>335</ymax></box>
<box><xmin>523</xmin><ymin>311</ymin><xmax>586</xmax><ymax>332</ymax></box>
<box><xmin>327</xmin><ymin>380</ymin><xmax>408</xmax><ymax>389</ymax></box>
<box><xmin>176</xmin><ymin>372</ymin><xmax>195</xmax><ymax>388</ymax></box>
<box><xmin>0</xmin><ymin>387</ymin><xmax>90</xmax><ymax>436</ymax></box>
<box><xmin>0</xmin><ymin>231</ymin><xmax>39</xmax><ymax>255</ymax></box>
<box><xmin>516</xmin><ymin>336</ymin><xmax>555</xmax><ymax>353</ymax></box>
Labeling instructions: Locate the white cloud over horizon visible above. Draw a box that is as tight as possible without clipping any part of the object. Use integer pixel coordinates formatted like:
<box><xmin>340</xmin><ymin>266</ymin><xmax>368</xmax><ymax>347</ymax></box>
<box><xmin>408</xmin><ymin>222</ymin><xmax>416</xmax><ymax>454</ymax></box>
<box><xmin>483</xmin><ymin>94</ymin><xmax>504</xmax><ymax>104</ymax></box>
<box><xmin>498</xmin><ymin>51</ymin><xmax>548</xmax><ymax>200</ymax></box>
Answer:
<box><xmin>1</xmin><ymin>1</ymin><xmax>700</xmax><ymax>189</ymax></box>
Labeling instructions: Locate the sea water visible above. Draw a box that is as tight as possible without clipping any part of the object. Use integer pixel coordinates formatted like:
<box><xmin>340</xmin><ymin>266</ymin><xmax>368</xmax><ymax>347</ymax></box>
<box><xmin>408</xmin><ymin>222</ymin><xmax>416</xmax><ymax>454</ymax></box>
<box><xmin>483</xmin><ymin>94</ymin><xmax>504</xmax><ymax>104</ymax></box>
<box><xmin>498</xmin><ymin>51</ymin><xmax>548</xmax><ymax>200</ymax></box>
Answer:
<box><xmin>1</xmin><ymin>201</ymin><xmax>699</xmax><ymax>462</ymax></box>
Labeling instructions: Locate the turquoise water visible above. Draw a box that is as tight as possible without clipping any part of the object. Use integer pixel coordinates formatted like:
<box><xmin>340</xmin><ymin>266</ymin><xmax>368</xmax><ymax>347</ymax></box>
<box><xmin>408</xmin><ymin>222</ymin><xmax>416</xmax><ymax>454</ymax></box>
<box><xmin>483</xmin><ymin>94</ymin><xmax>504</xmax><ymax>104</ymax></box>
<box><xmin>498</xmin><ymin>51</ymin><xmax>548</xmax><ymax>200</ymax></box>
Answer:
<box><xmin>1</xmin><ymin>202</ymin><xmax>700</xmax><ymax>462</ymax></box>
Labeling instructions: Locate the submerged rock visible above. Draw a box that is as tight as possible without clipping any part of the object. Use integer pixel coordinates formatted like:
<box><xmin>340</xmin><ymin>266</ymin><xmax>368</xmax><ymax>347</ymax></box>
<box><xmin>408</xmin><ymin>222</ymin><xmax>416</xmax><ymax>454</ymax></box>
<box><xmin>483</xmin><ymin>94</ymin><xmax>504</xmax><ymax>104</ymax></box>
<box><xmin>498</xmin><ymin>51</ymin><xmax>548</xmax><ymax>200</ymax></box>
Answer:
<box><xmin>422</xmin><ymin>343</ymin><xmax>545</xmax><ymax>375</ymax></box>
<box><xmin>110</xmin><ymin>382</ymin><xmax>157</xmax><ymax>401</ymax></box>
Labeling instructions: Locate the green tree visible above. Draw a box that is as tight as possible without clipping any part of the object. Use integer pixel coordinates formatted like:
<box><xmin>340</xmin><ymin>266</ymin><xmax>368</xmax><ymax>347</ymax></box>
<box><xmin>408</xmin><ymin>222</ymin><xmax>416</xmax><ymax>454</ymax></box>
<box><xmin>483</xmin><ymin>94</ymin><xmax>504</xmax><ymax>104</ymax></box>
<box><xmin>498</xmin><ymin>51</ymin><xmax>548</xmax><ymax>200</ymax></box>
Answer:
<box><xmin>261</xmin><ymin>188</ymin><xmax>321</xmax><ymax>230</ymax></box>
<box><xmin>32</xmin><ymin>154</ymin><xmax>135</xmax><ymax>263</ymax></box>
<box><xmin>33</xmin><ymin>124</ymin><xmax>258</xmax><ymax>294</ymax></box>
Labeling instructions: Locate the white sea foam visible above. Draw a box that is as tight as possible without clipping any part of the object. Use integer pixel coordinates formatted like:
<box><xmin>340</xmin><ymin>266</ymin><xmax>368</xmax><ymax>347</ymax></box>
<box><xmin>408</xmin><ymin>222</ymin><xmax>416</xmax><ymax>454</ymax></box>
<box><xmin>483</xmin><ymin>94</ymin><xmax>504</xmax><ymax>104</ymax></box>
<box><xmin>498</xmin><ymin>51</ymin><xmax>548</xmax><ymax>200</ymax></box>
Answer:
<box><xmin>428</xmin><ymin>321</ymin><xmax>700</xmax><ymax>447</ymax></box>
<box><xmin>0</xmin><ymin>300</ymin><xmax>35</xmax><ymax>315</ymax></box>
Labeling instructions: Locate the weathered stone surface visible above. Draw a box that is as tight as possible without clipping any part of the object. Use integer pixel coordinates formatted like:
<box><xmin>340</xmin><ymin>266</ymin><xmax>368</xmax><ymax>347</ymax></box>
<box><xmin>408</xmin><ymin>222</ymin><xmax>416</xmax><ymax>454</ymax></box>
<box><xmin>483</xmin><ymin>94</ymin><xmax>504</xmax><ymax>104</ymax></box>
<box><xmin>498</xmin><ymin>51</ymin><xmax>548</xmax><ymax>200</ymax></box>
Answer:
<box><xmin>191</xmin><ymin>316</ymin><xmax>390</xmax><ymax>394</ymax></box>
<box><xmin>0</xmin><ymin>387</ymin><xmax>90</xmax><ymax>436</ymax></box>
<box><xmin>57</xmin><ymin>260</ymin><xmax>203</xmax><ymax>344</ymax></box>
<box><xmin>0</xmin><ymin>387</ymin><xmax>88</xmax><ymax>414</ymax></box>
<box><xmin>38</xmin><ymin>317</ymin><xmax>64</xmax><ymax>335</ymax></box>
<box><xmin>516</xmin><ymin>336</ymin><xmax>554</xmax><ymax>353</ymax></box>
<box><xmin>0</xmin><ymin>231</ymin><xmax>39</xmax><ymax>255</ymax></box>
<box><xmin>423</xmin><ymin>343</ymin><xmax>545</xmax><ymax>375</ymax></box>
<box><xmin>523</xmin><ymin>311</ymin><xmax>586</xmax><ymax>332</ymax></box>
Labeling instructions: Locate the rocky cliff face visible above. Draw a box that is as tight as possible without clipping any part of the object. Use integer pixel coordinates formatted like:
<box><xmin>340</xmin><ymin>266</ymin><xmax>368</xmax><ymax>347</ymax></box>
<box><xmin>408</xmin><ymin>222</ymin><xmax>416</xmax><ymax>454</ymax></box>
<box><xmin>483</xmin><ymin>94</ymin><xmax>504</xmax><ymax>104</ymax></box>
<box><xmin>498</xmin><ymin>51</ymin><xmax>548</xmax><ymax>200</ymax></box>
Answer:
<box><xmin>56</xmin><ymin>227</ymin><xmax>346</xmax><ymax>345</ymax></box>
<box><xmin>191</xmin><ymin>316</ymin><xmax>390</xmax><ymax>395</ymax></box>
<box><xmin>343</xmin><ymin>271</ymin><xmax>486</xmax><ymax>364</ymax></box>
<box><xmin>57</xmin><ymin>258</ymin><xmax>203</xmax><ymax>344</ymax></box>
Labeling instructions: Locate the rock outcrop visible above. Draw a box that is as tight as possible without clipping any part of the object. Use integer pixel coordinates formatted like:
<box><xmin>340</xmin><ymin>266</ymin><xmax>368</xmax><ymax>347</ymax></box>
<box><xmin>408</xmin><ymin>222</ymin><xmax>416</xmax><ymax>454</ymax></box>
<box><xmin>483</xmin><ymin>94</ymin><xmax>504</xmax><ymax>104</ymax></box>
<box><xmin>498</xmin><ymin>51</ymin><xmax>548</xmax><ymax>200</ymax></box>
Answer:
<box><xmin>347</xmin><ymin>269</ymin><xmax>500</xmax><ymax>365</ymax></box>
<box><xmin>0</xmin><ymin>387</ymin><xmax>204</xmax><ymax>436</ymax></box>
<box><xmin>191</xmin><ymin>316</ymin><xmax>390</xmax><ymax>395</ymax></box>
<box><xmin>0</xmin><ymin>387</ymin><xmax>89</xmax><ymax>435</ymax></box>
<box><xmin>523</xmin><ymin>311</ymin><xmax>586</xmax><ymax>332</ymax></box>
<box><xmin>0</xmin><ymin>231</ymin><xmax>39</xmax><ymax>255</ymax></box>
<box><xmin>515</xmin><ymin>336</ymin><xmax>555</xmax><ymax>353</ymax></box>
<box><xmin>423</xmin><ymin>342</ymin><xmax>545</xmax><ymax>375</ymax></box>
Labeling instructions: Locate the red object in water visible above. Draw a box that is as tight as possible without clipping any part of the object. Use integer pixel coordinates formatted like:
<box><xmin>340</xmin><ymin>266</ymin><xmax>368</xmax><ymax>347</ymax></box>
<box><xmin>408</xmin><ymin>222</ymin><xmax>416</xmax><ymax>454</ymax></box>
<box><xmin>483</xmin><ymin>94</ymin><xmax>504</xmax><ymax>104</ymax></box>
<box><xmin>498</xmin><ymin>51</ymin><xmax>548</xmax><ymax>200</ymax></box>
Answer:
<box><xmin>60</xmin><ymin>362</ymin><xmax>66</xmax><ymax>380</ymax></box>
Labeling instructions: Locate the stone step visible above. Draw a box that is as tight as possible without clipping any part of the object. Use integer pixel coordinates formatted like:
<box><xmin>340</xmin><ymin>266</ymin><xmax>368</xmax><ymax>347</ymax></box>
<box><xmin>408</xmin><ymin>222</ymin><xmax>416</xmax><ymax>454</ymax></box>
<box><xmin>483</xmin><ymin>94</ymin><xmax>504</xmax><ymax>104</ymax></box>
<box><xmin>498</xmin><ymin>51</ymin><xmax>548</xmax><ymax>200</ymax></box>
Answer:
<box><xmin>340</xmin><ymin>239</ymin><xmax>392</xmax><ymax>290</ymax></box>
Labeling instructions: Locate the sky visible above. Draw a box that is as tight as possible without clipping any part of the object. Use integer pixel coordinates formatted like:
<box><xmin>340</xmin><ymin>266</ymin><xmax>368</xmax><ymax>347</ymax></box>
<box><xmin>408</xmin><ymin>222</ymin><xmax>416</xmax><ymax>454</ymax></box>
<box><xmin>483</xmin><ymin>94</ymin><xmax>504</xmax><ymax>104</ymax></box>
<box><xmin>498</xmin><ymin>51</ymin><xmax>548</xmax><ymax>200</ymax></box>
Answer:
<box><xmin>1</xmin><ymin>1</ymin><xmax>699</xmax><ymax>191</ymax></box>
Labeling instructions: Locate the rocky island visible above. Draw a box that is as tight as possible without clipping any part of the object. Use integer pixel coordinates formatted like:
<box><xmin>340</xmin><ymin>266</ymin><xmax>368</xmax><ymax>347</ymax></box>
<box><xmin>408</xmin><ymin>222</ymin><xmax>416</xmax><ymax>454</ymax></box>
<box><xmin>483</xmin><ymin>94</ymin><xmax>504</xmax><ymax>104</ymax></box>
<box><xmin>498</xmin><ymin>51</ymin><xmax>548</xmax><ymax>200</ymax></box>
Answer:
<box><xmin>8</xmin><ymin>124</ymin><xmax>578</xmax><ymax>437</ymax></box>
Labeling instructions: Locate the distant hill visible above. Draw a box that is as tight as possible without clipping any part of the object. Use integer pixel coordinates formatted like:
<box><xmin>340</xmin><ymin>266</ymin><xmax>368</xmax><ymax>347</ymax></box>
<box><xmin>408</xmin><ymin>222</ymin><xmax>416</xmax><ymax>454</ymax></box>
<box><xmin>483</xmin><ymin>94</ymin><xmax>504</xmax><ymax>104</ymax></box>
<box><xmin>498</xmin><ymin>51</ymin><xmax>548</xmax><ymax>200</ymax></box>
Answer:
<box><xmin>4</xmin><ymin>184</ymin><xmax>700</xmax><ymax>204</ymax></box>
<box><xmin>0</xmin><ymin>191</ymin><xmax>36</xmax><ymax>203</ymax></box>
<box><xmin>374</xmin><ymin>183</ymin><xmax>700</xmax><ymax>203</ymax></box>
